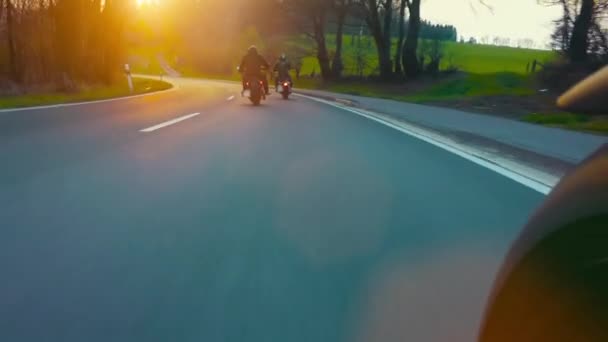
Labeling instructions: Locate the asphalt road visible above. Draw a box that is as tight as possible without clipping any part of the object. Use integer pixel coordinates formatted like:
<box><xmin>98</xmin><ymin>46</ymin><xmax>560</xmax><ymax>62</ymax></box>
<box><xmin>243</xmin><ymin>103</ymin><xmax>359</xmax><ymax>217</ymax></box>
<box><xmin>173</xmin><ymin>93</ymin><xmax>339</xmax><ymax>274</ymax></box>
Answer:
<box><xmin>0</xmin><ymin>79</ymin><xmax>545</xmax><ymax>342</ymax></box>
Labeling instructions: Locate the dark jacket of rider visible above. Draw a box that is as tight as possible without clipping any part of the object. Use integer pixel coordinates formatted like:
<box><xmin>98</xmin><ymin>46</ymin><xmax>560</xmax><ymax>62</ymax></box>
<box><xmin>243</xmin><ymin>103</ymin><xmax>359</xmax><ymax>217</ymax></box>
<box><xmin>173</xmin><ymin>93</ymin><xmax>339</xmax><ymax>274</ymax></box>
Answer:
<box><xmin>273</xmin><ymin>59</ymin><xmax>292</xmax><ymax>80</ymax></box>
<box><xmin>239</xmin><ymin>46</ymin><xmax>270</xmax><ymax>94</ymax></box>
<box><xmin>239</xmin><ymin>49</ymin><xmax>269</xmax><ymax>76</ymax></box>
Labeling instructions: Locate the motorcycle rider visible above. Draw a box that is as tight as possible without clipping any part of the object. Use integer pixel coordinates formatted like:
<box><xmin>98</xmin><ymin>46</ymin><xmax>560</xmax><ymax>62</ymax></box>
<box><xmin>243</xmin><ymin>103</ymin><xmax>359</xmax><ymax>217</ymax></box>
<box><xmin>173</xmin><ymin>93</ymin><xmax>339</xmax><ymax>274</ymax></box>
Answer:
<box><xmin>273</xmin><ymin>53</ymin><xmax>293</xmax><ymax>91</ymax></box>
<box><xmin>239</xmin><ymin>45</ymin><xmax>270</xmax><ymax>95</ymax></box>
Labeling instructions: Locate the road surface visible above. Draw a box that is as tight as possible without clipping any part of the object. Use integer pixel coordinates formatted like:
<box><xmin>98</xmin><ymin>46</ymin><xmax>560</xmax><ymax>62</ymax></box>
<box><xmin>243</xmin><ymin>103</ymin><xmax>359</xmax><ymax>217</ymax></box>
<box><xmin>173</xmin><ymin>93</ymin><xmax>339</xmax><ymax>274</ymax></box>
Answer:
<box><xmin>0</xmin><ymin>78</ymin><xmax>545</xmax><ymax>342</ymax></box>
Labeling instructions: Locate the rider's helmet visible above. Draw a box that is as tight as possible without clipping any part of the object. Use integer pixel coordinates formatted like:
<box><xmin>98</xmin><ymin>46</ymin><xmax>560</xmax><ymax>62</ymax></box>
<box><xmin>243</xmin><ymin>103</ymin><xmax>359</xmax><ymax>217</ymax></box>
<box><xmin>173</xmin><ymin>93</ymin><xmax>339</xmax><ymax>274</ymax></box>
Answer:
<box><xmin>279</xmin><ymin>53</ymin><xmax>287</xmax><ymax>61</ymax></box>
<box><xmin>248</xmin><ymin>45</ymin><xmax>258</xmax><ymax>55</ymax></box>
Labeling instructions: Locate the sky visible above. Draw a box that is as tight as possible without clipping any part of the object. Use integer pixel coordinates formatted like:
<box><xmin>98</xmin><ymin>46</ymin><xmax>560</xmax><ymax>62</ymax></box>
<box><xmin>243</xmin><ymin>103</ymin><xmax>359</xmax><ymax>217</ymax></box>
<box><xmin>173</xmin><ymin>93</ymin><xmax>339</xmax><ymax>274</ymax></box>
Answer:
<box><xmin>422</xmin><ymin>0</ymin><xmax>562</xmax><ymax>47</ymax></box>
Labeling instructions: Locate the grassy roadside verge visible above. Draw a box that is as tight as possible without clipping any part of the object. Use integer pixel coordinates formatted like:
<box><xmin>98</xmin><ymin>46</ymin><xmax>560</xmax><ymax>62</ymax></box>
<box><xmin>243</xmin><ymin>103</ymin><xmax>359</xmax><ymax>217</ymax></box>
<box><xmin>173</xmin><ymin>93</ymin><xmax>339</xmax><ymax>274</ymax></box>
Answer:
<box><xmin>295</xmin><ymin>72</ymin><xmax>534</xmax><ymax>101</ymax></box>
<box><xmin>404</xmin><ymin>73</ymin><xmax>535</xmax><ymax>102</ymax></box>
<box><xmin>0</xmin><ymin>77</ymin><xmax>172</xmax><ymax>109</ymax></box>
<box><xmin>296</xmin><ymin>73</ymin><xmax>608</xmax><ymax>135</ymax></box>
<box><xmin>523</xmin><ymin>113</ymin><xmax>608</xmax><ymax>134</ymax></box>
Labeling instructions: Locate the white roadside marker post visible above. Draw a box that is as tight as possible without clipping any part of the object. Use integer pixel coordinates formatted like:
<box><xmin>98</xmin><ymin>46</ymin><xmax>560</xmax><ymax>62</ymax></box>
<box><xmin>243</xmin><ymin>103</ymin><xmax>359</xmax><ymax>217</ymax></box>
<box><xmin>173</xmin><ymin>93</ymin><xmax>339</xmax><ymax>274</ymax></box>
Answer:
<box><xmin>125</xmin><ymin>64</ymin><xmax>134</xmax><ymax>93</ymax></box>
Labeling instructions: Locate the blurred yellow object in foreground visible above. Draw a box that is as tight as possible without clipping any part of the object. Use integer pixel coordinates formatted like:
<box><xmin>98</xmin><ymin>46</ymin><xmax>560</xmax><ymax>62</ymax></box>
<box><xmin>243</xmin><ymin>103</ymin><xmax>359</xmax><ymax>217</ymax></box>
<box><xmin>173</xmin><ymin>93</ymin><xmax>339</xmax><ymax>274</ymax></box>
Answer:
<box><xmin>558</xmin><ymin>66</ymin><xmax>608</xmax><ymax>113</ymax></box>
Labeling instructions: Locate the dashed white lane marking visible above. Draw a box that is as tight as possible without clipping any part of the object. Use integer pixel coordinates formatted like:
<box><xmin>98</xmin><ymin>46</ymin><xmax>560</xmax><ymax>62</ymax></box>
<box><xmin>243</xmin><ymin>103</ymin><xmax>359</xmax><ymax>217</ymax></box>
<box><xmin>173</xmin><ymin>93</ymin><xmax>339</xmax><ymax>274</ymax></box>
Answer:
<box><xmin>227</xmin><ymin>95</ymin><xmax>235</xmax><ymax>101</ymax></box>
<box><xmin>140</xmin><ymin>112</ymin><xmax>201</xmax><ymax>133</ymax></box>
<box><xmin>295</xmin><ymin>93</ymin><xmax>553</xmax><ymax>195</ymax></box>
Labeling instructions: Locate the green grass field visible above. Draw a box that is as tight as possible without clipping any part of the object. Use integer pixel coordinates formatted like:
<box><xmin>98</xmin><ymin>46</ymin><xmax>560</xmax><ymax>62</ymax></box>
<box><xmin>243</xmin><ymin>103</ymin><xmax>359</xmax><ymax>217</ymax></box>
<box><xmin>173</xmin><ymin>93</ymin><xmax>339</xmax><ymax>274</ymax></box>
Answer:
<box><xmin>405</xmin><ymin>72</ymin><xmax>536</xmax><ymax>102</ymax></box>
<box><xmin>0</xmin><ymin>77</ymin><xmax>172</xmax><ymax>109</ymax></box>
<box><xmin>287</xmin><ymin>35</ymin><xmax>556</xmax><ymax>107</ymax></box>
<box><xmin>441</xmin><ymin>42</ymin><xmax>555</xmax><ymax>74</ymax></box>
<box><xmin>298</xmin><ymin>72</ymin><xmax>534</xmax><ymax>102</ymax></box>
<box><xmin>290</xmin><ymin>35</ymin><xmax>556</xmax><ymax>76</ymax></box>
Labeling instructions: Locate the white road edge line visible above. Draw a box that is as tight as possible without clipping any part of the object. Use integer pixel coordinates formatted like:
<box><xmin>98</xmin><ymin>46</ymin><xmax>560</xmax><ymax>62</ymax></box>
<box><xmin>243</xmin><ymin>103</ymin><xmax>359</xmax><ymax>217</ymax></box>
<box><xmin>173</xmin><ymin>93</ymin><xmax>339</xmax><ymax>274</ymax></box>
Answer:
<box><xmin>140</xmin><ymin>112</ymin><xmax>201</xmax><ymax>133</ymax></box>
<box><xmin>295</xmin><ymin>93</ymin><xmax>553</xmax><ymax>195</ymax></box>
<box><xmin>0</xmin><ymin>85</ymin><xmax>178</xmax><ymax>114</ymax></box>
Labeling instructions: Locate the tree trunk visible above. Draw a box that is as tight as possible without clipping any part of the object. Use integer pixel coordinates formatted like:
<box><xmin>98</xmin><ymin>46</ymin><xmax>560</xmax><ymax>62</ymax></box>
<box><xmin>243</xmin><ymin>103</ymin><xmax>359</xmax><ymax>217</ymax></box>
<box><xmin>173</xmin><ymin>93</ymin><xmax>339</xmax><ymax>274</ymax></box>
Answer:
<box><xmin>88</xmin><ymin>0</ymin><xmax>102</xmax><ymax>81</ymax></box>
<box><xmin>560</xmin><ymin>0</ymin><xmax>571</xmax><ymax>51</ymax></box>
<box><xmin>377</xmin><ymin>39</ymin><xmax>392</xmax><ymax>79</ymax></box>
<box><xmin>394</xmin><ymin>0</ymin><xmax>406</xmax><ymax>75</ymax></box>
<box><xmin>6</xmin><ymin>0</ymin><xmax>19</xmax><ymax>82</ymax></box>
<box><xmin>331</xmin><ymin>9</ymin><xmax>346</xmax><ymax>79</ymax></box>
<box><xmin>402</xmin><ymin>0</ymin><xmax>421</xmax><ymax>78</ymax></box>
<box><xmin>381</xmin><ymin>0</ymin><xmax>393</xmax><ymax>78</ymax></box>
<box><xmin>54</xmin><ymin>0</ymin><xmax>81</xmax><ymax>82</ymax></box>
<box><xmin>313</xmin><ymin>13</ymin><xmax>332</xmax><ymax>80</ymax></box>
<box><xmin>366</xmin><ymin>0</ymin><xmax>393</xmax><ymax>80</ymax></box>
<box><xmin>568</xmin><ymin>0</ymin><xmax>594</xmax><ymax>62</ymax></box>
<box><xmin>0</xmin><ymin>0</ymin><xmax>4</xmax><ymax>24</ymax></box>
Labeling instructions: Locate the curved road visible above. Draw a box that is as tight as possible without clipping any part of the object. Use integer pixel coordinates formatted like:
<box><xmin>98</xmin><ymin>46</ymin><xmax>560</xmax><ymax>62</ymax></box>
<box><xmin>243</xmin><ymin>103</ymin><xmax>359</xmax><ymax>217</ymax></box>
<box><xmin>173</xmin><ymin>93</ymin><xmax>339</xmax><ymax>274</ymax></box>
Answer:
<box><xmin>0</xmin><ymin>78</ymin><xmax>544</xmax><ymax>342</ymax></box>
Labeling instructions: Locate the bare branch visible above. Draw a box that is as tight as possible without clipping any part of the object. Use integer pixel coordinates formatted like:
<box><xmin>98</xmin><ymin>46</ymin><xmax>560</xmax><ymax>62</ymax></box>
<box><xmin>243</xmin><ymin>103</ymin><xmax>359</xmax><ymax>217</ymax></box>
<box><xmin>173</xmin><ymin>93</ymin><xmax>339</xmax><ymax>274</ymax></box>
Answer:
<box><xmin>477</xmin><ymin>0</ymin><xmax>494</xmax><ymax>14</ymax></box>
<box><xmin>468</xmin><ymin>0</ymin><xmax>494</xmax><ymax>15</ymax></box>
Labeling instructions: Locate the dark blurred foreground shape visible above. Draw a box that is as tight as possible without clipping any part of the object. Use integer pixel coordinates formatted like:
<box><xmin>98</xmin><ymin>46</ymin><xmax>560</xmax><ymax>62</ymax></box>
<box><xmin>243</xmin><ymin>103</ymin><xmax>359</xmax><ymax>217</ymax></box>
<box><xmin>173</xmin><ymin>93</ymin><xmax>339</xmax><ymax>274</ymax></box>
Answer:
<box><xmin>557</xmin><ymin>66</ymin><xmax>608</xmax><ymax>113</ymax></box>
<box><xmin>479</xmin><ymin>67</ymin><xmax>608</xmax><ymax>342</ymax></box>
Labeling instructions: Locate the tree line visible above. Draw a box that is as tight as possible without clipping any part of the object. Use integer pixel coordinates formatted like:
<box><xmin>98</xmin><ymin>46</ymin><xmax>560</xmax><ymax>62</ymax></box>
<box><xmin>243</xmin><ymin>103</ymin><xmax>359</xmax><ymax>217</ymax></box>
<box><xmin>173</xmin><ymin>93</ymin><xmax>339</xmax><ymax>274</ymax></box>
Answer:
<box><xmin>418</xmin><ymin>21</ymin><xmax>457</xmax><ymax>42</ymax></box>
<box><xmin>333</xmin><ymin>19</ymin><xmax>457</xmax><ymax>42</ymax></box>
<box><xmin>543</xmin><ymin>0</ymin><xmax>608</xmax><ymax>63</ymax></box>
<box><xmin>282</xmin><ymin>0</ymin><xmax>607</xmax><ymax>81</ymax></box>
<box><xmin>0</xmin><ymin>0</ymin><xmax>131</xmax><ymax>89</ymax></box>
<box><xmin>280</xmin><ymin>0</ymin><xmax>424</xmax><ymax>80</ymax></box>
<box><xmin>3</xmin><ymin>0</ymin><xmax>605</xmax><ymax>89</ymax></box>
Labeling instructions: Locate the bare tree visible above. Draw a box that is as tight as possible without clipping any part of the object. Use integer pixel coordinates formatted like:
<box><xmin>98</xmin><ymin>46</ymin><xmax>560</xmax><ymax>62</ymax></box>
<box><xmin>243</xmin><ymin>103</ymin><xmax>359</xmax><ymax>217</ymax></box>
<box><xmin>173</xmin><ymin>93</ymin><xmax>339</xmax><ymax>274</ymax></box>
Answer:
<box><xmin>281</xmin><ymin>0</ymin><xmax>333</xmax><ymax>80</ymax></box>
<box><xmin>550</xmin><ymin>0</ymin><xmax>573</xmax><ymax>51</ymax></box>
<box><xmin>541</xmin><ymin>0</ymin><xmax>608</xmax><ymax>62</ymax></box>
<box><xmin>394</xmin><ymin>0</ymin><xmax>407</xmax><ymax>75</ymax></box>
<box><xmin>5</xmin><ymin>0</ymin><xmax>18</xmax><ymax>81</ymax></box>
<box><xmin>311</xmin><ymin>5</ymin><xmax>332</xmax><ymax>80</ymax></box>
<box><xmin>358</xmin><ymin>0</ymin><xmax>394</xmax><ymax>79</ymax></box>
<box><xmin>402</xmin><ymin>0</ymin><xmax>421</xmax><ymax>78</ymax></box>
<box><xmin>1</xmin><ymin>0</ymin><xmax>131</xmax><ymax>87</ymax></box>
<box><xmin>331</xmin><ymin>0</ymin><xmax>353</xmax><ymax>79</ymax></box>
<box><xmin>418</xmin><ymin>38</ymin><xmax>444</xmax><ymax>74</ymax></box>
<box><xmin>523</xmin><ymin>38</ymin><xmax>536</xmax><ymax>49</ymax></box>
<box><xmin>569</xmin><ymin>0</ymin><xmax>594</xmax><ymax>61</ymax></box>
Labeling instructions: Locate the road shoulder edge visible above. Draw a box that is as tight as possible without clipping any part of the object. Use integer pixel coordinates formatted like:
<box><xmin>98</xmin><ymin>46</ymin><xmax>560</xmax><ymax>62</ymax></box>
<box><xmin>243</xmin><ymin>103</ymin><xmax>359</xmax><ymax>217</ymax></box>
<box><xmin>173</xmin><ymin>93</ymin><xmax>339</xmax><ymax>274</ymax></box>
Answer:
<box><xmin>295</xmin><ymin>92</ymin><xmax>561</xmax><ymax>195</ymax></box>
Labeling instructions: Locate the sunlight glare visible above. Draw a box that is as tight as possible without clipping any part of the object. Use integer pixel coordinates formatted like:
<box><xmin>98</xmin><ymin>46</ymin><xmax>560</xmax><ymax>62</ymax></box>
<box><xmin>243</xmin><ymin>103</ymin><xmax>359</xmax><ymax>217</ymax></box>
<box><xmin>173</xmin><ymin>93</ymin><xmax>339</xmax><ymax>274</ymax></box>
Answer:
<box><xmin>137</xmin><ymin>0</ymin><xmax>158</xmax><ymax>7</ymax></box>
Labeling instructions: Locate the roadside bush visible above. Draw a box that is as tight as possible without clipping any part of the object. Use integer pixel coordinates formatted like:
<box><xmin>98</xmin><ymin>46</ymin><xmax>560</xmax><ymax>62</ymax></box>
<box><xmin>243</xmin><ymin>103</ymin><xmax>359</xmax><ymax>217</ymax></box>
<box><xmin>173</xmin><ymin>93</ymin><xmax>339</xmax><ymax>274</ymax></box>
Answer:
<box><xmin>443</xmin><ymin>53</ymin><xmax>460</xmax><ymax>74</ymax></box>
<box><xmin>537</xmin><ymin>58</ymin><xmax>606</xmax><ymax>92</ymax></box>
<box><xmin>418</xmin><ymin>39</ymin><xmax>444</xmax><ymax>75</ymax></box>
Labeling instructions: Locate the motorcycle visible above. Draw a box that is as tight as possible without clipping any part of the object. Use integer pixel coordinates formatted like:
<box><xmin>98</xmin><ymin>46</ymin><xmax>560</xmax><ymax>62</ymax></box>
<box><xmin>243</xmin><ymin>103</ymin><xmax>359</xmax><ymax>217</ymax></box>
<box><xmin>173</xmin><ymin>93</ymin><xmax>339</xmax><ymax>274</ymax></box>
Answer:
<box><xmin>238</xmin><ymin>66</ymin><xmax>266</xmax><ymax>106</ymax></box>
<box><xmin>276</xmin><ymin>78</ymin><xmax>292</xmax><ymax>100</ymax></box>
<box><xmin>243</xmin><ymin>76</ymin><xmax>266</xmax><ymax>106</ymax></box>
